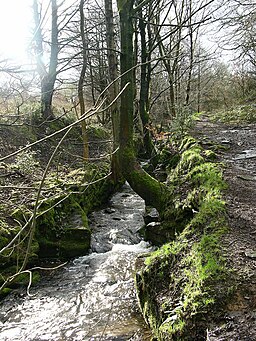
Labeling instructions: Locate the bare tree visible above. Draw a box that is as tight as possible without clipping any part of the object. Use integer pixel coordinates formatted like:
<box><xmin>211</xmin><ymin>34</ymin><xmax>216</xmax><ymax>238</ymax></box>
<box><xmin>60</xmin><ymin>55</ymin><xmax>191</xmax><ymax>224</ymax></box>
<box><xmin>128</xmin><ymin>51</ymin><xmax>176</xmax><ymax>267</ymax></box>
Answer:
<box><xmin>77</xmin><ymin>0</ymin><xmax>89</xmax><ymax>159</ymax></box>
<box><xmin>33</xmin><ymin>0</ymin><xmax>59</xmax><ymax>120</ymax></box>
<box><xmin>104</xmin><ymin>0</ymin><xmax>121</xmax><ymax>181</ymax></box>
<box><xmin>217</xmin><ymin>0</ymin><xmax>256</xmax><ymax>72</ymax></box>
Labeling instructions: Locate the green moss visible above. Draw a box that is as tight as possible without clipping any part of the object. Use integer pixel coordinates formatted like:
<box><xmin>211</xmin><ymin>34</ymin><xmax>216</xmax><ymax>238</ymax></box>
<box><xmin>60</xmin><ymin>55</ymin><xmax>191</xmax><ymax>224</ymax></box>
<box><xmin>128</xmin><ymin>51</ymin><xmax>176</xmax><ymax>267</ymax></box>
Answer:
<box><xmin>159</xmin><ymin>148</ymin><xmax>180</xmax><ymax>170</ymax></box>
<box><xmin>203</xmin><ymin>149</ymin><xmax>217</xmax><ymax>160</ymax></box>
<box><xmin>178</xmin><ymin>136</ymin><xmax>197</xmax><ymax>151</ymax></box>
<box><xmin>0</xmin><ymin>287</ymin><xmax>12</xmax><ymax>298</ymax></box>
<box><xmin>0</xmin><ymin>234</ymin><xmax>9</xmax><ymax>250</ymax></box>
<box><xmin>87</xmin><ymin>125</ymin><xmax>110</xmax><ymax>139</ymax></box>
<box><xmin>136</xmin><ymin>134</ymin><xmax>231</xmax><ymax>340</ymax></box>
<box><xmin>177</xmin><ymin>147</ymin><xmax>204</xmax><ymax>172</ymax></box>
<box><xmin>126</xmin><ymin>164</ymin><xmax>165</xmax><ymax>209</ymax></box>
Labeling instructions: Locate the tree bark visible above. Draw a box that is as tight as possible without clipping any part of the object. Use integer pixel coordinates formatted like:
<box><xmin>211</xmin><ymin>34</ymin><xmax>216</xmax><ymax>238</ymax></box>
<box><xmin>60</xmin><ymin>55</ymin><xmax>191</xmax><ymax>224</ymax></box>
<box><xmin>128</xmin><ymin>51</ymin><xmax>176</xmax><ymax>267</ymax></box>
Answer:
<box><xmin>138</xmin><ymin>8</ymin><xmax>156</xmax><ymax>159</ymax></box>
<box><xmin>33</xmin><ymin>0</ymin><xmax>58</xmax><ymax>121</ymax></box>
<box><xmin>118</xmin><ymin>0</ymin><xmax>167</xmax><ymax>211</ymax></box>
<box><xmin>154</xmin><ymin>23</ymin><xmax>176</xmax><ymax>118</ymax></box>
<box><xmin>105</xmin><ymin>0</ymin><xmax>121</xmax><ymax>182</ymax></box>
<box><xmin>78</xmin><ymin>0</ymin><xmax>89</xmax><ymax>160</ymax></box>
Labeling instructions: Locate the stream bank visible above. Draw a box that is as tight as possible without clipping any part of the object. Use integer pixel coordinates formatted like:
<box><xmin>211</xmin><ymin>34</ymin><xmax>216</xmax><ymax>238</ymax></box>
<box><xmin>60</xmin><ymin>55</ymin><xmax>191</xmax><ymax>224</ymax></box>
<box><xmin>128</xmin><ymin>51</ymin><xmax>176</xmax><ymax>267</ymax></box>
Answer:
<box><xmin>0</xmin><ymin>120</ymin><xmax>117</xmax><ymax>292</ymax></box>
<box><xmin>0</xmin><ymin>164</ymin><xmax>117</xmax><ymax>292</ymax></box>
<box><xmin>135</xmin><ymin>135</ymin><xmax>229</xmax><ymax>340</ymax></box>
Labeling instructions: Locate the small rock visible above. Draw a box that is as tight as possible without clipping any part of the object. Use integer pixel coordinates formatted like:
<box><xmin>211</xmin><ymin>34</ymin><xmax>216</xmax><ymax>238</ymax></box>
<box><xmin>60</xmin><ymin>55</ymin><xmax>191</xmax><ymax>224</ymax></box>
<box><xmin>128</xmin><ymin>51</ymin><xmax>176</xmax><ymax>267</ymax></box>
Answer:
<box><xmin>147</xmin><ymin>222</ymin><xmax>161</xmax><ymax>228</ymax></box>
<box><xmin>221</xmin><ymin>139</ymin><xmax>231</xmax><ymax>144</ymax></box>
<box><xmin>245</xmin><ymin>251</ymin><xmax>256</xmax><ymax>259</ymax></box>
<box><xmin>113</xmin><ymin>216</ymin><xmax>122</xmax><ymax>221</ymax></box>
<box><xmin>104</xmin><ymin>208</ymin><xmax>115</xmax><ymax>214</ymax></box>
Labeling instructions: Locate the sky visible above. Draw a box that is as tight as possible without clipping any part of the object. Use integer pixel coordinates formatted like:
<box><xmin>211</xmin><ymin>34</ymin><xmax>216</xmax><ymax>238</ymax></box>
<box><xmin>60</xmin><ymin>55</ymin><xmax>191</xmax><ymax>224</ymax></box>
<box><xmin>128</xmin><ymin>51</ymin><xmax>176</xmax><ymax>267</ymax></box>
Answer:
<box><xmin>0</xmin><ymin>0</ymin><xmax>233</xmax><ymax>68</ymax></box>
<box><xmin>0</xmin><ymin>0</ymin><xmax>33</xmax><ymax>64</ymax></box>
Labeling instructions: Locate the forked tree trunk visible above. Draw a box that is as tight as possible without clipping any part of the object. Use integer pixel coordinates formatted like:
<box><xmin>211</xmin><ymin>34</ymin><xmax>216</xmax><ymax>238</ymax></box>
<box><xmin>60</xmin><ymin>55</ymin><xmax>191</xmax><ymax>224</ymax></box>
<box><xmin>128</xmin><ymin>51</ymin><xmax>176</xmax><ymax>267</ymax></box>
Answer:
<box><xmin>118</xmin><ymin>0</ymin><xmax>167</xmax><ymax>211</ymax></box>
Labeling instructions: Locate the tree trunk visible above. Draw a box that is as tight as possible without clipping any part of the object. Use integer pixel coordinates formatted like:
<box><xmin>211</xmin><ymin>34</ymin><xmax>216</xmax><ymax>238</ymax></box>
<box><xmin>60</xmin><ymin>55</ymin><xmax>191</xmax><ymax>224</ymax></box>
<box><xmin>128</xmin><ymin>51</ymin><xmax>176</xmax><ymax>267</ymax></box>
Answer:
<box><xmin>118</xmin><ymin>0</ymin><xmax>167</xmax><ymax>211</ymax></box>
<box><xmin>41</xmin><ymin>77</ymin><xmax>55</xmax><ymax>120</ymax></box>
<box><xmin>138</xmin><ymin>8</ymin><xmax>156</xmax><ymax>159</ymax></box>
<box><xmin>154</xmin><ymin>24</ymin><xmax>176</xmax><ymax>118</ymax></box>
<box><xmin>78</xmin><ymin>0</ymin><xmax>89</xmax><ymax>160</ymax></box>
<box><xmin>105</xmin><ymin>0</ymin><xmax>121</xmax><ymax>182</ymax></box>
<box><xmin>33</xmin><ymin>0</ymin><xmax>58</xmax><ymax>121</ymax></box>
<box><xmin>185</xmin><ymin>3</ymin><xmax>194</xmax><ymax>107</ymax></box>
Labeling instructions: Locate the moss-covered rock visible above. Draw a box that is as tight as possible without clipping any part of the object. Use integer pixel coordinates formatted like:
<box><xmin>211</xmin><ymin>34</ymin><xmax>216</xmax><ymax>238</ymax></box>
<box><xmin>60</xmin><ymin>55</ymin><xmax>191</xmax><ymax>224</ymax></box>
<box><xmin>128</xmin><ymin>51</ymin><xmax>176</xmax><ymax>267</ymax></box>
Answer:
<box><xmin>38</xmin><ymin>227</ymin><xmax>91</xmax><ymax>259</ymax></box>
<box><xmin>135</xmin><ymin>135</ymin><xmax>231</xmax><ymax>340</ymax></box>
<box><xmin>34</xmin><ymin>166</ymin><xmax>116</xmax><ymax>259</ymax></box>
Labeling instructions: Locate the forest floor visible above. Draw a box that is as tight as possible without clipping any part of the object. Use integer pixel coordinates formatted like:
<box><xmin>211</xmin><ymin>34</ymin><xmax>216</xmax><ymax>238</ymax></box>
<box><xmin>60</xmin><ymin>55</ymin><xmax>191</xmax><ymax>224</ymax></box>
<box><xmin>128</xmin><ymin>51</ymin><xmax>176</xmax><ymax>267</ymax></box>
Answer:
<box><xmin>192</xmin><ymin>115</ymin><xmax>256</xmax><ymax>340</ymax></box>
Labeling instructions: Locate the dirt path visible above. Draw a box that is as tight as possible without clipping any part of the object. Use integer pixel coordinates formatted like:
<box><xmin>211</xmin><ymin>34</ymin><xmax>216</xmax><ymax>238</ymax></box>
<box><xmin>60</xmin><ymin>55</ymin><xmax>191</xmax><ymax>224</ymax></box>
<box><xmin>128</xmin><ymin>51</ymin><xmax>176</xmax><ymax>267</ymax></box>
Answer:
<box><xmin>192</xmin><ymin>116</ymin><xmax>256</xmax><ymax>340</ymax></box>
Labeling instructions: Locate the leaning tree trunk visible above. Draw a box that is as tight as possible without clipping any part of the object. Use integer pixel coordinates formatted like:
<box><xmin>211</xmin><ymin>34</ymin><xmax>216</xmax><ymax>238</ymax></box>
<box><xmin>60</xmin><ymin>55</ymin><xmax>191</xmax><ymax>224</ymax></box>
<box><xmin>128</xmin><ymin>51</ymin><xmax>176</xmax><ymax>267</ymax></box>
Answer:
<box><xmin>118</xmin><ymin>0</ymin><xmax>167</xmax><ymax>211</ymax></box>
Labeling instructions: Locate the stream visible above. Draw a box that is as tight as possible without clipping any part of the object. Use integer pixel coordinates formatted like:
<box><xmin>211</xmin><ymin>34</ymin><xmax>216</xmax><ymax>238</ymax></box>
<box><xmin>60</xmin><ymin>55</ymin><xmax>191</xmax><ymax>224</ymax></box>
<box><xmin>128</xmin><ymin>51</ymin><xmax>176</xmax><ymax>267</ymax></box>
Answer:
<box><xmin>0</xmin><ymin>184</ymin><xmax>152</xmax><ymax>340</ymax></box>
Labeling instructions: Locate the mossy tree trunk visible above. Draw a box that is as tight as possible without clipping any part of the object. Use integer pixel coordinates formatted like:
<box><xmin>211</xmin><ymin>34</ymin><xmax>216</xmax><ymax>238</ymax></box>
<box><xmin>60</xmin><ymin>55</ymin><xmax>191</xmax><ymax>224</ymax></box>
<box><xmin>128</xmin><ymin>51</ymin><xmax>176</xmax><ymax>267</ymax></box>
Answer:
<box><xmin>118</xmin><ymin>0</ymin><xmax>168</xmax><ymax>211</ymax></box>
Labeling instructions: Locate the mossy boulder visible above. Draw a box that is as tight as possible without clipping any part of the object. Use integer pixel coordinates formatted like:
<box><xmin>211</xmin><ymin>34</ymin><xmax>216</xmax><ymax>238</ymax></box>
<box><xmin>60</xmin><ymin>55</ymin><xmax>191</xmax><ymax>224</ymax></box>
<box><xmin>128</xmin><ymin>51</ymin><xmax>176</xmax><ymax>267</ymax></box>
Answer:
<box><xmin>34</xmin><ymin>167</ymin><xmax>116</xmax><ymax>259</ymax></box>
<box><xmin>38</xmin><ymin>227</ymin><xmax>91</xmax><ymax>259</ymax></box>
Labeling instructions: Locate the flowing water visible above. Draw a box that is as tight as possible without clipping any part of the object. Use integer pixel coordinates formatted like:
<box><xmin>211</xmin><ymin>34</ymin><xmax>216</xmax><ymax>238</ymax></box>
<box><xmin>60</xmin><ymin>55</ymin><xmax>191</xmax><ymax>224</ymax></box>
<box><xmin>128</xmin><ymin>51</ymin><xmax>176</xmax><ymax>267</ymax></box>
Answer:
<box><xmin>0</xmin><ymin>184</ymin><xmax>152</xmax><ymax>340</ymax></box>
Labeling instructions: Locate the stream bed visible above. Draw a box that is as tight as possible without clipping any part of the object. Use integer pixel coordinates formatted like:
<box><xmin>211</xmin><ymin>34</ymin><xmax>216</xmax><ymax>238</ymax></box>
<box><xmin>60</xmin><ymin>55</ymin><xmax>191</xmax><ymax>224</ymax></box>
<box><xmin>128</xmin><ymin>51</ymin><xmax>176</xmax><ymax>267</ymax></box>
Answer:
<box><xmin>0</xmin><ymin>184</ymin><xmax>152</xmax><ymax>340</ymax></box>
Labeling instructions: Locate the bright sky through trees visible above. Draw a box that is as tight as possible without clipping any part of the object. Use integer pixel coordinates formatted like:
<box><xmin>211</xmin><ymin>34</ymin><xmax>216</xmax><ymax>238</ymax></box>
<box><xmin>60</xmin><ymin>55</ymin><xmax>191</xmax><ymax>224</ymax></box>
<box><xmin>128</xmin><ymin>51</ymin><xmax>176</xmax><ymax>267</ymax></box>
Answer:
<box><xmin>0</xmin><ymin>0</ymin><xmax>33</xmax><ymax>63</ymax></box>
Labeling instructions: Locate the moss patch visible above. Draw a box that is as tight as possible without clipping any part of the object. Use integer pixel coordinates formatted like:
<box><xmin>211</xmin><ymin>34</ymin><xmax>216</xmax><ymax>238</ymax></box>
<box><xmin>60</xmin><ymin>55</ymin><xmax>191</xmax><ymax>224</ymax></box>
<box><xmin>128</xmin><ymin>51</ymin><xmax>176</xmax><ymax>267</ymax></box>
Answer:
<box><xmin>135</xmin><ymin>135</ymin><xmax>231</xmax><ymax>340</ymax></box>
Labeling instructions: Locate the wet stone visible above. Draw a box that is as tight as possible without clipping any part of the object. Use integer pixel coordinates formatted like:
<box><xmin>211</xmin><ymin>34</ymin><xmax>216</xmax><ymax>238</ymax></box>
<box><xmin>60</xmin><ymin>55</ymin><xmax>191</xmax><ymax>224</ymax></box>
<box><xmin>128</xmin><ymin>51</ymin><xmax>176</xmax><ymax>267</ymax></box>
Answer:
<box><xmin>221</xmin><ymin>139</ymin><xmax>231</xmax><ymax>144</ymax></box>
<box><xmin>113</xmin><ymin>216</ymin><xmax>122</xmax><ymax>221</ymax></box>
<box><xmin>104</xmin><ymin>207</ymin><xmax>116</xmax><ymax>214</ymax></box>
<box><xmin>143</xmin><ymin>207</ymin><xmax>160</xmax><ymax>225</ymax></box>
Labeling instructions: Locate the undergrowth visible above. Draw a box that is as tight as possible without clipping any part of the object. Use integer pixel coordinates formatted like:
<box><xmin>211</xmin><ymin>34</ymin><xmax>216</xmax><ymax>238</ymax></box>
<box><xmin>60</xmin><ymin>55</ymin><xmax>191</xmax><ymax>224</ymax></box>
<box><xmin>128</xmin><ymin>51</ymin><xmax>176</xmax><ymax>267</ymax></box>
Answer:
<box><xmin>212</xmin><ymin>104</ymin><xmax>256</xmax><ymax>124</ymax></box>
